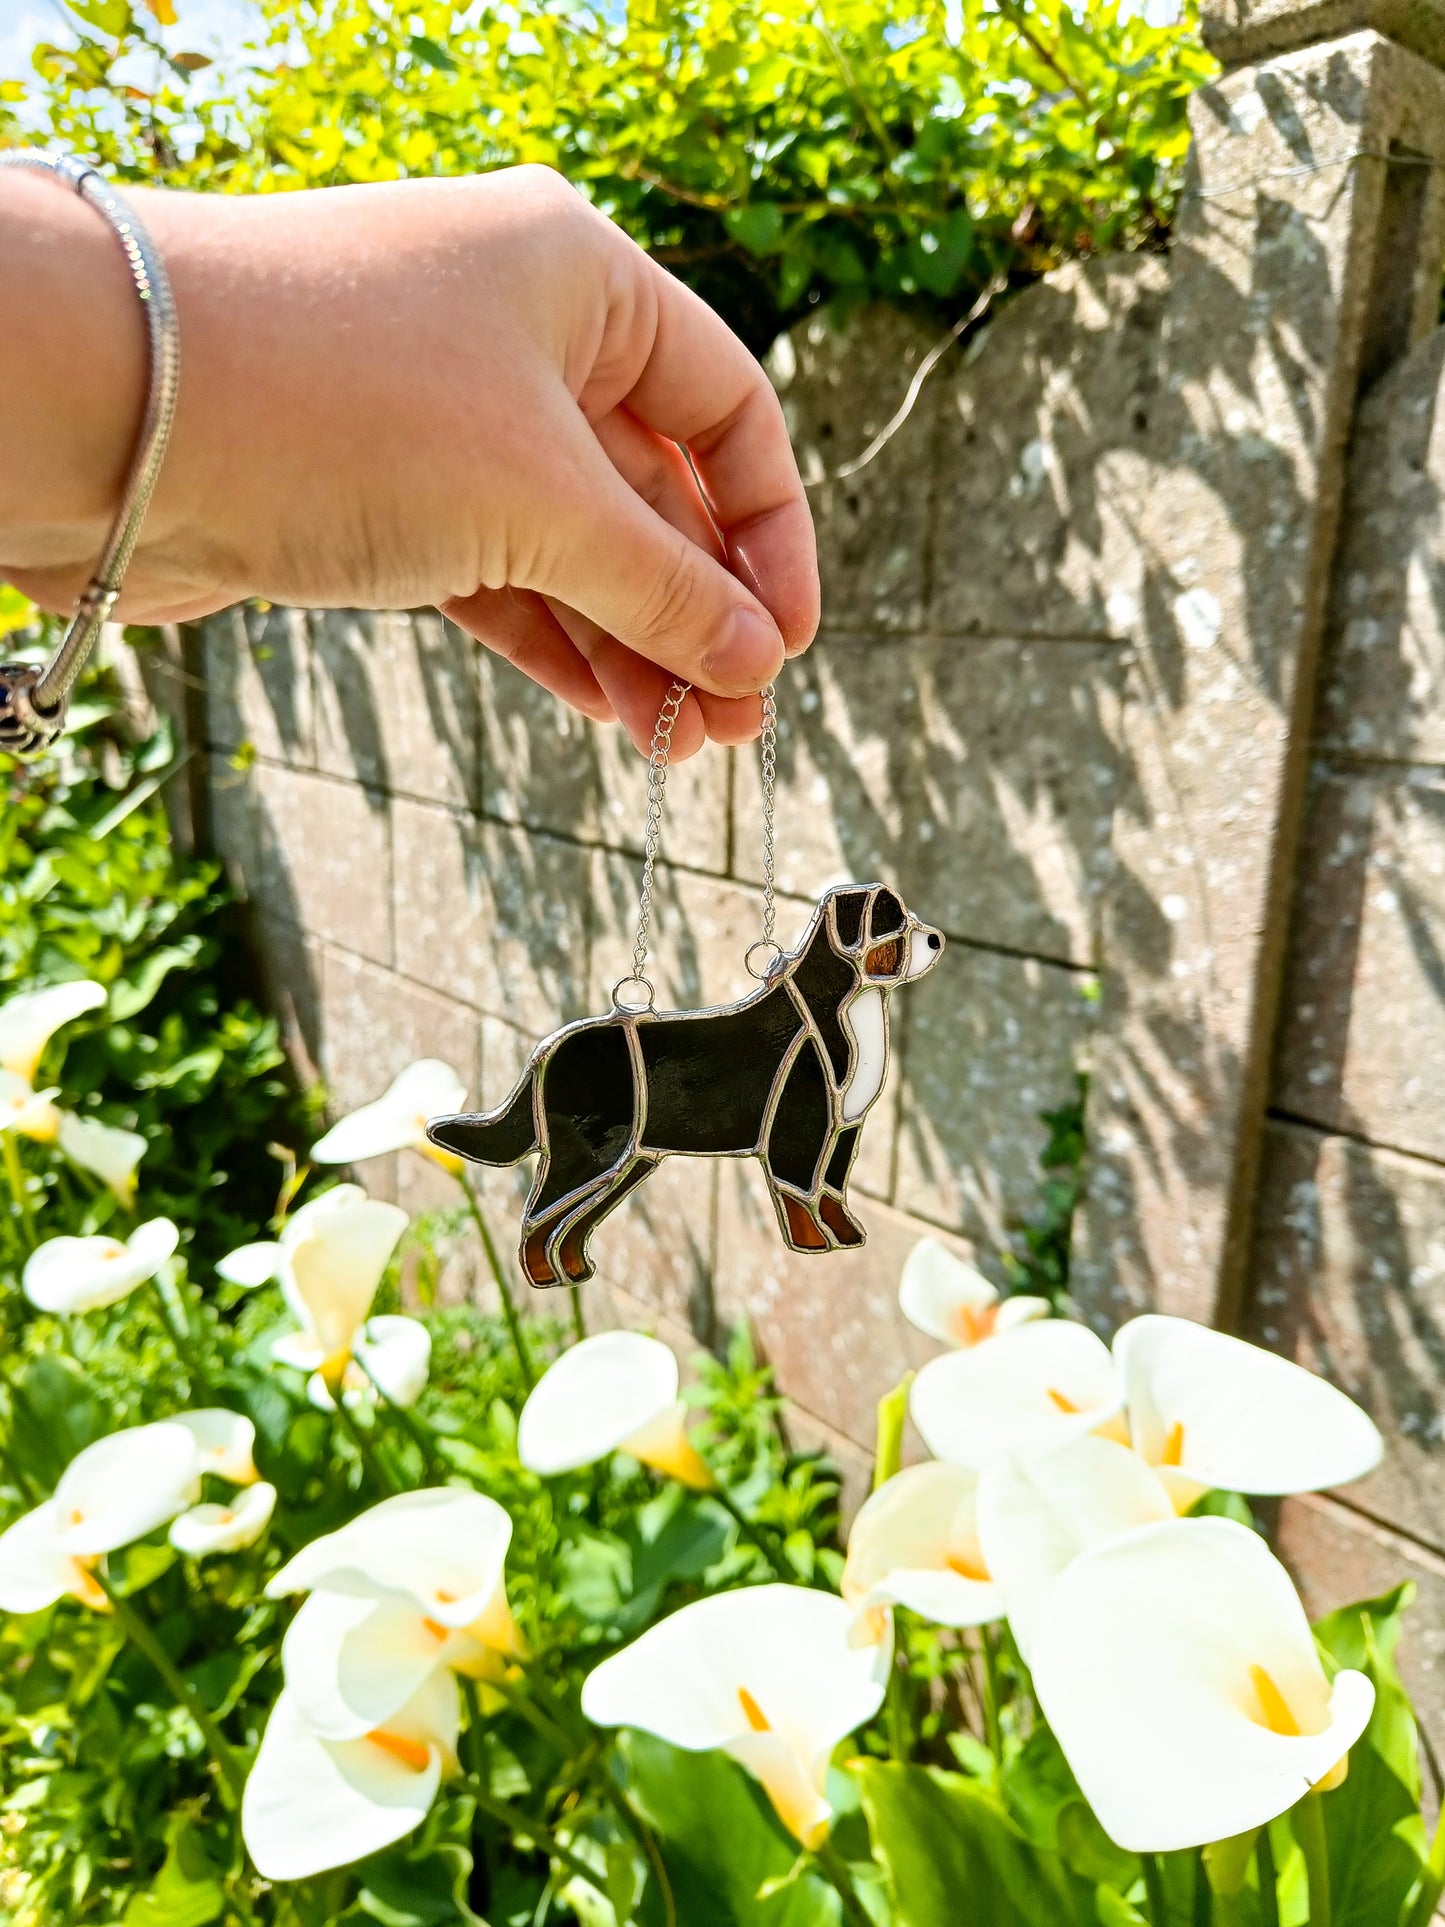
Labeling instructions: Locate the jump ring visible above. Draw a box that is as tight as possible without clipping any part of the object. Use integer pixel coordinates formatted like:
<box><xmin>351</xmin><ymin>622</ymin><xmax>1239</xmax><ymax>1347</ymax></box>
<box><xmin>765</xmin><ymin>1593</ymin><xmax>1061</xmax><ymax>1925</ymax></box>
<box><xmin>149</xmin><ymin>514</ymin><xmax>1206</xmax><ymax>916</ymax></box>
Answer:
<box><xmin>744</xmin><ymin>940</ymin><xmax>784</xmax><ymax>982</ymax></box>
<box><xmin>612</xmin><ymin>975</ymin><xmax>657</xmax><ymax>1014</ymax></box>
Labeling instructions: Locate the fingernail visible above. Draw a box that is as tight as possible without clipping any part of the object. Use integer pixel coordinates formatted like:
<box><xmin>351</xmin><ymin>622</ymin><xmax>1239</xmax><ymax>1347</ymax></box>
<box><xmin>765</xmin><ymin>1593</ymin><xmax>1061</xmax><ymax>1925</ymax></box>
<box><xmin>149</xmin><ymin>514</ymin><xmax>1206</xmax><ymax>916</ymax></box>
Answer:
<box><xmin>703</xmin><ymin>608</ymin><xmax>784</xmax><ymax>694</ymax></box>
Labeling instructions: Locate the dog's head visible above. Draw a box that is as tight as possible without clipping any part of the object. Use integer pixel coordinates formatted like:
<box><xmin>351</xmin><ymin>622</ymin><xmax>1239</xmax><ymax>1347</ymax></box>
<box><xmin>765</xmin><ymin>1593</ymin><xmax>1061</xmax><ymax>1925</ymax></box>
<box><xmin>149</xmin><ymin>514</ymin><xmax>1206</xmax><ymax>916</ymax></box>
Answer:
<box><xmin>821</xmin><ymin>884</ymin><xmax>944</xmax><ymax>987</ymax></box>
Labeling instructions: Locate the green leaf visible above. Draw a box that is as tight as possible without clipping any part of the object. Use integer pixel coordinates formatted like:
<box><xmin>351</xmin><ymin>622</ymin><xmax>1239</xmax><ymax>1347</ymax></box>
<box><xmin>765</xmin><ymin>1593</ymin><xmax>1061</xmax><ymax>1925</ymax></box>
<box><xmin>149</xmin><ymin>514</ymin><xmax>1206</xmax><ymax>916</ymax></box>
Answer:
<box><xmin>66</xmin><ymin>0</ymin><xmax>132</xmax><ymax>37</ymax></box>
<box><xmin>725</xmin><ymin>203</ymin><xmax>786</xmax><ymax>258</ymax></box>
<box><xmin>622</xmin><ymin>1731</ymin><xmax>840</xmax><ymax>1924</ymax></box>
<box><xmin>345</xmin><ymin>1839</ymin><xmax>483</xmax><ymax>1925</ymax></box>
<box><xmin>9</xmin><ymin>1355</ymin><xmax>108</xmax><ymax>1485</ymax></box>
<box><xmin>1312</xmin><ymin>1585</ymin><xmax>1426</xmax><ymax>1927</ymax></box>
<box><xmin>855</xmin><ymin>1759</ymin><xmax>1099</xmax><ymax>1927</ymax></box>
<box><xmin>408</xmin><ymin>33</ymin><xmax>458</xmax><ymax>72</ymax></box>
<box><xmin>1002</xmin><ymin>1725</ymin><xmax>1138</xmax><ymax>1891</ymax></box>
<box><xmin>108</xmin><ymin>937</ymin><xmax>204</xmax><ymax>1020</ymax></box>
<box><xmin>121</xmin><ymin>1827</ymin><xmax>225</xmax><ymax>1927</ymax></box>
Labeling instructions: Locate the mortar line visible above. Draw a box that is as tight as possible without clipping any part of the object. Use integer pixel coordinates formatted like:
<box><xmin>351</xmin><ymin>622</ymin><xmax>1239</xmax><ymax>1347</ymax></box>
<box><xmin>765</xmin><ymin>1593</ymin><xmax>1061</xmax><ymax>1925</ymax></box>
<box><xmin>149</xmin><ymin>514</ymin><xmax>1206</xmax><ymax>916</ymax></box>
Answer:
<box><xmin>1266</xmin><ymin>1106</ymin><xmax>1445</xmax><ymax>1175</ymax></box>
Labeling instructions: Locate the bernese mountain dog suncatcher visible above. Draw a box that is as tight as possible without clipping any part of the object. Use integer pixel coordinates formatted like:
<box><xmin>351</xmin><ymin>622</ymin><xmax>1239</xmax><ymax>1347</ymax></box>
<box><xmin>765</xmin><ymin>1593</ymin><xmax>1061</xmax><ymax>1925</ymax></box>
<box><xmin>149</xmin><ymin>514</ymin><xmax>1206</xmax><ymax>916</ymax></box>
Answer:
<box><xmin>427</xmin><ymin>882</ymin><xmax>944</xmax><ymax>1288</ymax></box>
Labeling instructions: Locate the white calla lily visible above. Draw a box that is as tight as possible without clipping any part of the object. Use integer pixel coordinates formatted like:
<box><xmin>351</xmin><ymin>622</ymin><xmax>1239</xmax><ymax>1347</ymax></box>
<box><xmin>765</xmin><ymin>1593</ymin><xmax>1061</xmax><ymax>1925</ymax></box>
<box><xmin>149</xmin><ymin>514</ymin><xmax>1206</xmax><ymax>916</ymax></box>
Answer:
<box><xmin>308</xmin><ymin>1316</ymin><xmax>432</xmax><ymax>1412</ymax></box>
<box><xmin>0</xmin><ymin>980</ymin><xmax>106</xmax><ymax>1082</ymax></box>
<box><xmin>269</xmin><ymin>1486</ymin><xmax>524</xmax><ymax>1665</ymax></box>
<box><xmin>311</xmin><ymin>1059</ymin><xmax>468</xmax><ymax>1168</ymax></box>
<box><xmin>57</xmin><ymin>1112</ymin><xmax>148</xmax><ymax>1205</ymax></box>
<box><xmin>1030</xmin><ymin>1517</ymin><xmax>1375</xmax><ymax>1853</ymax></box>
<box><xmin>0</xmin><ymin>1071</ymin><xmax>60</xmax><ymax>1142</ymax></box>
<box><xmin>217</xmin><ymin>1241</ymin><xmax>283</xmax><ymax>1287</ymax></box>
<box><xmin>975</xmin><ymin>1435</ymin><xmax>1175</xmax><ymax>1660</ymax></box>
<box><xmin>842</xmin><ymin>1460</ymin><xmax>1001</xmax><ymax>1635</ymax></box>
<box><xmin>1115</xmin><ymin>1315</ymin><xmax>1385</xmax><ymax>1505</ymax></box>
<box><xmin>0</xmin><ymin>1421</ymin><xmax>201</xmax><ymax>1613</ymax></box>
<box><xmin>171</xmin><ymin>1482</ymin><xmax>277</xmax><ymax>1557</ymax></box>
<box><xmin>582</xmin><ymin>1584</ymin><xmax>890</xmax><ymax>1847</ymax></box>
<box><xmin>23</xmin><ymin>1217</ymin><xmax>179</xmax><ymax>1315</ymax></box>
<box><xmin>268</xmin><ymin>1186</ymin><xmax>408</xmax><ymax>1391</ymax></box>
<box><xmin>899</xmin><ymin>1239</ymin><xmax>1050</xmax><ymax>1348</ymax></box>
<box><xmin>911</xmin><ymin>1320</ymin><xmax>1124</xmax><ymax>1470</ymax></box>
<box><xmin>173</xmin><ymin>1409</ymin><xmax>259</xmax><ymax>1484</ymax></box>
<box><xmin>518</xmin><ymin>1330</ymin><xmax>712</xmax><ymax>1488</ymax></box>
<box><xmin>242</xmin><ymin>1670</ymin><xmax>459</xmax><ymax>1881</ymax></box>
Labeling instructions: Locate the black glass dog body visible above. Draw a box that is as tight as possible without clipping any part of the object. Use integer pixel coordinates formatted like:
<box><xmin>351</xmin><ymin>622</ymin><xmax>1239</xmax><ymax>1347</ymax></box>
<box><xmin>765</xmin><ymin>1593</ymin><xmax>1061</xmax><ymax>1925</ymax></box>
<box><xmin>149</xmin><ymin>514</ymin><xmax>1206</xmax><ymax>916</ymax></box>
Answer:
<box><xmin>427</xmin><ymin>883</ymin><xmax>944</xmax><ymax>1288</ymax></box>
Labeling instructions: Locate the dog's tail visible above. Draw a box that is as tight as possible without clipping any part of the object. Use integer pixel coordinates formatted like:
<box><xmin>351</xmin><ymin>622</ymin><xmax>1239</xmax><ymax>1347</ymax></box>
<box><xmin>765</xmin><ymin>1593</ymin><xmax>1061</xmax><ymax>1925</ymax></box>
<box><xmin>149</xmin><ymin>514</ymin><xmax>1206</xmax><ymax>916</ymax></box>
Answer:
<box><xmin>426</xmin><ymin>1071</ymin><xmax>538</xmax><ymax>1166</ymax></box>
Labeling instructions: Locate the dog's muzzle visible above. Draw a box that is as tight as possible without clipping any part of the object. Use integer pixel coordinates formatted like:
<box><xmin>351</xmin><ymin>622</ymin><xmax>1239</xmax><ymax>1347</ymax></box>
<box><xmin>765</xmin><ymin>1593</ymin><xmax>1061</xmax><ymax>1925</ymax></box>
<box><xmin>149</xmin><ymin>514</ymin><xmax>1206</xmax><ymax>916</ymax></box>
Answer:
<box><xmin>905</xmin><ymin>922</ymin><xmax>945</xmax><ymax>979</ymax></box>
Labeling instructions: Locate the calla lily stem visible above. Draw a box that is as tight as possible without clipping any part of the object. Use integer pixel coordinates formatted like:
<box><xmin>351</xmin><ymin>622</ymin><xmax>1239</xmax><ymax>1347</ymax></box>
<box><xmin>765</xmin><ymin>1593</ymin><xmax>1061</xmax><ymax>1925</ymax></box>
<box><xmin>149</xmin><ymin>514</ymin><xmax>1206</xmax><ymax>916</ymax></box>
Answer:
<box><xmin>348</xmin><ymin>1346</ymin><xmax>446</xmax><ymax>1476</ymax></box>
<box><xmin>709</xmin><ymin>1484</ymin><xmax>786</xmax><ymax>1575</ymax></box>
<box><xmin>2</xmin><ymin>1132</ymin><xmax>35</xmax><ymax>1250</ymax></box>
<box><xmin>812</xmin><ymin>1837</ymin><xmax>873</xmax><ymax>1927</ymax></box>
<box><xmin>1142</xmin><ymin>1853</ymin><xmax>1169</xmax><ymax>1926</ymax></box>
<box><xmin>1255</xmin><ymin>1825</ymin><xmax>1280</xmax><ymax>1927</ymax></box>
<box><xmin>457</xmin><ymin>1171</ymin><xmax>533</xmax><ymax>1387</ymax></box>
<box><xmin>463</xmin><ymin>1776</ymin><xmax>601</xmax><ymax>1892</ymax></box>
<box><xmin>332</xmin><ymin>1395</ymin><xmax>402</xmax><ymax>1494</ymax></box>
<box><xmin>148</xmin><ymin>1274</ymin><xmax>213</xmax><ymax>1400</ymax></box>
<box><xmin>1295</xmin><ymin>1793</ymin><xmax>1330</xmax><ymax>1927</ymax></box>
<box><xmin>979</xmin><ymin>1627</ymin><xmax>1003</xmax><ymax>1762</ymax></box>
<box><xmin>95</xmin><ymin>1567</ymin><xmax>246</xmax><ymax>1805</ymax></box>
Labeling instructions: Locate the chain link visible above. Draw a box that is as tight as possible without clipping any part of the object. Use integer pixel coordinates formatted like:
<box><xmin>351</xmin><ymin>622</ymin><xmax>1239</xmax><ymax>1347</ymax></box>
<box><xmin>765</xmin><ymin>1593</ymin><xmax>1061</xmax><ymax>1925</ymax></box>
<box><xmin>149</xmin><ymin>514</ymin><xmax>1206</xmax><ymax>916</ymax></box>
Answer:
<box><xmin>612</xmin><ymin>680</ymin><xmax>780</xmax><ymax>1011</ymax></box>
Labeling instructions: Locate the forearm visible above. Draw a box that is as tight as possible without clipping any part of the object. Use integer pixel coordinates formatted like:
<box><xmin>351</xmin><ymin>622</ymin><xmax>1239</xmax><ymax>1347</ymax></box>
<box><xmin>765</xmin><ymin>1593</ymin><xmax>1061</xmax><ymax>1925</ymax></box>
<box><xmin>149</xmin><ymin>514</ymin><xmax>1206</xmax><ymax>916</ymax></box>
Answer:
<box><xmin>0</xmin><ymin>168</ymin><xmax>148</xmax><ymax>588</ymax></box>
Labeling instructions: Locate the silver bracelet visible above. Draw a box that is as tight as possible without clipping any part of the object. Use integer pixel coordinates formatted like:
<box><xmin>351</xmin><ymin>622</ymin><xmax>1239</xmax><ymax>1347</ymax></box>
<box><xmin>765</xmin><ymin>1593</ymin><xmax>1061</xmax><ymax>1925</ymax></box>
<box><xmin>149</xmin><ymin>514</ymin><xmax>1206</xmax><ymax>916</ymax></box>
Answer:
<box><xmin>0</xmin><ymin>150</ymin><xmax>180</xmax><ymax>756</ymax></box>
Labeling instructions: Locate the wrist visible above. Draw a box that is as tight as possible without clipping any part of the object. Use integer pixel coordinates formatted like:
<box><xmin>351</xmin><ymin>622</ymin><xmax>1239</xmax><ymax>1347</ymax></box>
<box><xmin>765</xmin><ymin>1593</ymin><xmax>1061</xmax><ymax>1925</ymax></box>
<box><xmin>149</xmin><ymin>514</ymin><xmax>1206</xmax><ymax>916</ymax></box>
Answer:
<box><xmin>0</xmin><ymin>168</ymin><xmax>150</xmax><ymax>599</ymax></box>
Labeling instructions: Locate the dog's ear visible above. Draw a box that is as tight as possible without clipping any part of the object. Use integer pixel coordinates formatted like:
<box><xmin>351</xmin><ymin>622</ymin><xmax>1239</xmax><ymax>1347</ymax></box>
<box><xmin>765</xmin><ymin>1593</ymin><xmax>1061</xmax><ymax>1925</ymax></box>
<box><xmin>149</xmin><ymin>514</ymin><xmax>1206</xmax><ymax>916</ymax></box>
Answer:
<box><xmin>868</xmin><ymin>888</ymin><xmax>907</xmax><ymax>942</ymax></box>
<box><xmin>828</xmin><ymin>887</ymin><xmax>871</xmax><ymax>950</ymax></box>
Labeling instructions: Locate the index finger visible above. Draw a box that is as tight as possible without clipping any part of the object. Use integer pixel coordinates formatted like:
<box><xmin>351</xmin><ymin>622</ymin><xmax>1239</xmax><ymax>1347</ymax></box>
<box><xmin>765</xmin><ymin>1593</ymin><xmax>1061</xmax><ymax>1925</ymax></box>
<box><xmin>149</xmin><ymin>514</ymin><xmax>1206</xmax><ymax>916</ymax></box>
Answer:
<box><xmin>624</xmin><ymin>260</ymin><xmax>820</xmax><ymax>657</ymax></box>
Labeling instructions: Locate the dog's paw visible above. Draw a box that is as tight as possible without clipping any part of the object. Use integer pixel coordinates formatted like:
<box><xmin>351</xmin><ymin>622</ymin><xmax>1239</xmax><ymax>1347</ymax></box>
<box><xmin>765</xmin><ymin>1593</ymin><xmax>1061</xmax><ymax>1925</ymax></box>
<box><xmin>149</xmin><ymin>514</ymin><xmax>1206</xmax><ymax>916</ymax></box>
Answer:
<box><xmin>819</xmin><ymin>1194</ymin><xmax>865</xmax><ymax>1248</ymax></box>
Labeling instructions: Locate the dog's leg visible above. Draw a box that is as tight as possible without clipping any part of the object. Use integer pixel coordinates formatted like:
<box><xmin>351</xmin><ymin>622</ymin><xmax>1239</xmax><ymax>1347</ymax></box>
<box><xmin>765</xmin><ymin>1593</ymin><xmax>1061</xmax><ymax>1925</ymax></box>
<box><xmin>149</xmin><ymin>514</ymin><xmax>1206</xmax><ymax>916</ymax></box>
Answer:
<box><xmin>817</xmin><ymin>1127</ymin><xmax>866</xmax><ymax>1247</ymax></box>
<box><xmin>547</xmin><ymin>1156</ymin><xmax>659</xmax><ymax>1285</ymax></box>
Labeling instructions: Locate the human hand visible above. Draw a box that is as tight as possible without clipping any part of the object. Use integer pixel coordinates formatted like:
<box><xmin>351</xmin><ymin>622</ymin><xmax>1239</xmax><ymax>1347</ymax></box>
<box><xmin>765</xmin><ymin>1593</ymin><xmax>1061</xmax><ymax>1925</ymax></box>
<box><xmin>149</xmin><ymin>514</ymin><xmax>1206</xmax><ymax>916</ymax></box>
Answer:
<box><xmin>0</xmin><ymin>165</ymin><xmax>819</xmax><ymax>755</ymax></box>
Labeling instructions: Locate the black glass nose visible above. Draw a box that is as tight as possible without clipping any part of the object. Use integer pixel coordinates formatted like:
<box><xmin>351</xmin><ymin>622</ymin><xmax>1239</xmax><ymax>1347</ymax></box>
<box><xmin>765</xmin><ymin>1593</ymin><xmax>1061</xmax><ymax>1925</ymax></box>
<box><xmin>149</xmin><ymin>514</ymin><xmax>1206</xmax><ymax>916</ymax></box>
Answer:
<box><xmin>926</xmin><ymin>932</ymin><xmax>942</xmax><ymax>951</ymax></box>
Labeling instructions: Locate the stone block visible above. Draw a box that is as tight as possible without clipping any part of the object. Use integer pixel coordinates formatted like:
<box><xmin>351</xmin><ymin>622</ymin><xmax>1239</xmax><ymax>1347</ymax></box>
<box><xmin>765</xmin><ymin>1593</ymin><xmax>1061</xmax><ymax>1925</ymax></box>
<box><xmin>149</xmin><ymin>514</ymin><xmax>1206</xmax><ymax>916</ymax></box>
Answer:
<box><xmin>253</xmin><ymin>915</ymin><xmax>323</xmax><ymax>1086</ymax></box>
<box><xmin>1202</xmin><ymin>0</ymin><xmax>1445</xmax><ymax>70</ymax></box>
<box><xmin>1275</xmin><ymin>1491</ymin><xmax>1445</xmax><ymax>1757</ymax></box>
<box><xmin>317</xmin><ymin>944</ymin><xmax>483</xmax><ymax>1118</ymax></box>
<box><xmin>1273</xmin><ymin>763</ymin><xmax>1445</xmax><ymax>1162</ymax></box>
<box><xmin>391</xmin><ymin>800</ymin><xmax>591</xmax><ymax>1034</ymax></box>
<box><xmin>201</xmin><ymin>605</ymin><xmax>314</xmax><ymax>766</ymax></box>
<box><xmin>732</xmin><ymin>633</ymin><xmax>1122</xmax><ymax>969</ymax></box>
<box><xmin>1319</xmin><ymin>329</ymin><xmax>1445</xmax><ymax>766</ymax></box>
<box><xmin>254</xmin><ymin>766</ymin><xmax>392</xmax><ymax>966</ymax></box>
<box><xmin>768</xmin><ymin>306</ymin><xmax>941</xmax><ymax>634</ymax></box>
<box><xmin>714</xmin><ymin>1164</ymin><xmax>971</xmax><ymax>1451</ymax></box>
<box><xmin>313</xmin><ymin>611</ymin><xmax>478</xmax><ymax>809</ymax></box>
<box><xmin>1247</xmin><ymin>1118</ymin><xmax>1445</xmax><ymax>1553</ymax></box>
<box><xmin>895</xmin><ymin>944</ymin><xmax>1095</xmax><ymax>1250</ymax></box>
<box><xmin>206</xmin><ymin>751</ymin><xmax>262</xmax><ymax>900</ymax></box>
<box><xmin>931</xmin><ymin>256</ymin><xmax>1167</xmax><ymax>642</ymax></box>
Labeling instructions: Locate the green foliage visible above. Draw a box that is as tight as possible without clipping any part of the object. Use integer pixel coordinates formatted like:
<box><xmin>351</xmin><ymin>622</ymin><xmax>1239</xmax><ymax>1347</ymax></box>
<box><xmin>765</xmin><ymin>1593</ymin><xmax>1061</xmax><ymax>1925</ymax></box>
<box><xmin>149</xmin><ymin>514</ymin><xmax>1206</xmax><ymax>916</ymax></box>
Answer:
<box><xmin>5</xmin><ymin>0</ymin><xmax>1214</xmax><ymax>347</ymax></box>
<box><xmin>1003</xmin><ymin>1069</ymin><xmax>1088</xmax><ymax>1305</ymax></box>
<box><xmin>0</xmin><ymin>650</ymin><xmax>306</xmax><ymax>1270</ymax></box>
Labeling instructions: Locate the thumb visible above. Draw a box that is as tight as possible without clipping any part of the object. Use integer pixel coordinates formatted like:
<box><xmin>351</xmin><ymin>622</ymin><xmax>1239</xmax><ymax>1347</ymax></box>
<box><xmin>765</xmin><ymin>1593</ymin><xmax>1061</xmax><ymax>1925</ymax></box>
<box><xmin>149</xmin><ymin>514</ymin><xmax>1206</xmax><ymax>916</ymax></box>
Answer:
<box><xmin>522</xmin><ymin>434</ymin><xmax>786</xmax><ymax>698</ymax></box>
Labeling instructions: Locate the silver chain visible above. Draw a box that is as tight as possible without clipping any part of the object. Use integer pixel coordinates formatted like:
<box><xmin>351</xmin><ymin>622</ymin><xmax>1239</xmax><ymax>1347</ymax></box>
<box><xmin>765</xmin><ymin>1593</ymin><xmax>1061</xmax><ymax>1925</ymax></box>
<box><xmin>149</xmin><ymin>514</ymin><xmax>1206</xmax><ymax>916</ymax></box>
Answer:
<box><xmin>612</xmin><ymin>680</ymin><xmax>780</xmax><ymax>1012</ymax></box>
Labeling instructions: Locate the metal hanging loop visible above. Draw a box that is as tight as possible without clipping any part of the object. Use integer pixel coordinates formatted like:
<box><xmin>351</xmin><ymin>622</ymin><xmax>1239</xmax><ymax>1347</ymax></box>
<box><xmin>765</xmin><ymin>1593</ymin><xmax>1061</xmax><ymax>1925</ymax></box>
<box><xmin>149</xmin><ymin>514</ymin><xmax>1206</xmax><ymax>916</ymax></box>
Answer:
<box><xmin>0</xmin><ymin>151</ymin><xmax>180</xmax><ymax>756</ymax></box>
<box><xmin>612</xmin><ymin>679</ymin><xmax>780</xmax><ymax>1013</ymax></box>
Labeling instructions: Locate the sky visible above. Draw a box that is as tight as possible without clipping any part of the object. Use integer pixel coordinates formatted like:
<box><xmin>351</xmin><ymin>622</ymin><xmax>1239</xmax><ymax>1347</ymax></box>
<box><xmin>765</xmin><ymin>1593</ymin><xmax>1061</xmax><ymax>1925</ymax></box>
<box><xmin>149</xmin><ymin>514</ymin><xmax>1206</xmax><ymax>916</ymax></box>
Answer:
<box><xmin>0</xmin><ymin>0</ymin><xmax>263</xmax><ymax>88</ymax></box>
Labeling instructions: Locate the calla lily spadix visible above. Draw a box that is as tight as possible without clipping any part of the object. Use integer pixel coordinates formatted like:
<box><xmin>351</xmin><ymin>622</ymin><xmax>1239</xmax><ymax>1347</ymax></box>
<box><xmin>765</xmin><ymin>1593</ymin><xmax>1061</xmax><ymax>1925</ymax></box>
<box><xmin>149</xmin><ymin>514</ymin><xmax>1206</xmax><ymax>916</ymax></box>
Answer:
<box><xmin>910</xmin><ymin>1319</ymin><xmax>1123</xmax><ymax>1471</ymax></box>
<box><xmin>842</xmin><ymin>1460</ymin><xmax>1001</xmax><ymax>1638</ymax></box>
<box><xmin>257</xmin><ymin>1186</ymin><xmax>409</xmax><ymax>1392</ymax></box>
<box><xmin>582</xmin><ymin>1583</ymin><xmax>891</xmax><ymax>1847</ymax></box>
<box><xmin>1029</xmin><ymin>1516</ymin><xmax>1375</xmax><ymax>1854</ymax></box>
<box><xmin>307</xmin><ymin>1315</ymin><xmax>431</xmax><ymax>1412</ymax></box>
<box><xmin>171</xmin><ymin>1481</ymin><xmax>277</xmax><ymax>1557</ymax></box>
<box><xmin>899</xmin><ymin>1238</ymin><xmax>1050</xmax><ymax>1349</ymax></box>
<box><xmin>0</xmin><ymin>1070</ymin><xmax>60</xmax><ymax>1142</ymax></box>
<box><xmin>974</xmin><ymin>1435</ymin><xmax>1174</xmax><ymax>1660</ymax></box>
<box><xmin>23</xmin><ymin>1217</ymin><xmax>179</xmax><ymax>1315</ymax></box>
<box><xmin>519</xmin><ymin>1329</ymin><xmax>713</xmax><ymax>1488</ymax></box>
<box><xmin>173</xmin><ymin>1408</ymin><xmax>260</xmax><ymax>1484</ymax></box>
<box><xmin>0</xmin><ymin>1421</ymin><xmax>201</xmax><ymax>1613</ymax></box>
<box><xmin>57</xmin><ymin>1112</ymin><xmax>148</xmax><ymax>1205</ymax></box>
<box><xmin>242</xmin><ymin>1668</ymin><xmax>460</xmax><ymax>1880</ymax></box>
<box><xmin>1115</xmin><ymin>1315</ymin><xmax>1384</xmax><ymax>1506</ymax></box>
<box><xmin>268</xmin><ymin>1488</ymin><xmax>524</xmax><ymax>1733</ymax></box>
<box><xmin>311</xmin><ymin>1058</ymin><xmax>468</xmax><ymax>1169</ymax></box>
<box><xmin>0</xmin><ymin>979</ymin><xmax>106</xmax><ymax>1083</ymax></box>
